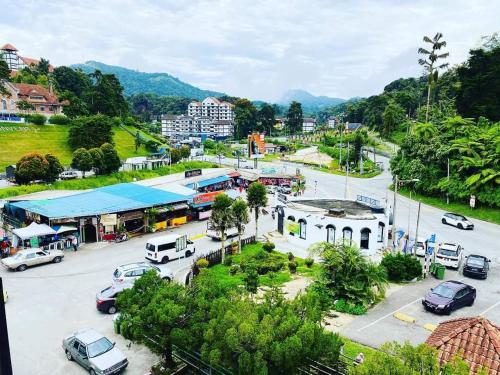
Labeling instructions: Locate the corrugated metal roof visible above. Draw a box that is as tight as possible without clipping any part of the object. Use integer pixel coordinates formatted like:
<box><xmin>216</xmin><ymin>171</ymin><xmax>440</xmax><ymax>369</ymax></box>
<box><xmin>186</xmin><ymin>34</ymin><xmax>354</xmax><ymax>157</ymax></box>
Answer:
<box><xmin>11</xmin><ymin>183</ymin><xmax>188</xmax><ymax>219</ymax></box>
<box><xmin>186</xmin><ymin>175</ymin><xmax>230</xmax><ymax>189</ymax></box>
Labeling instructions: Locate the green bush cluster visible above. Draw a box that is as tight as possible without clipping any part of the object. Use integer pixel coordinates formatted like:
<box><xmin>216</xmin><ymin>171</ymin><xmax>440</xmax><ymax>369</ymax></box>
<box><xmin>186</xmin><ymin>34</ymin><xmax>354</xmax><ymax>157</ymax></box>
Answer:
<box><xmin>25</xmin><ymin>113</ymin><xmax>46</xmax><ymax>125</ymax></box>
<box><xmin>288</xmin><ymin>261</ymin><xmax>298</xmax><ymax>274</ymax></box>
<box><xmin>305</xmin><ymin>258</ymin><xmax>314</xmax><ymax>268</ymax></box>
<box><xmin>262</xmin><ymin>241</ymin><xmax>275</xmax><ymax>252</ymax></box>
<box><xmin>333</xmin><ymin>299</ymin><xmax>367</xmax><ymax>315</ymax></box>
<box><xmin>48</xmin><ymin>114</ymin><xmax>70</xmax><ymax>125</ymax></box>
<box><xmin>381</xmin><ymin>253</ymin><xmax>422</xmax><ymax>282</ymax></box>
<box><xmin>196</xmin><ymin>258</ymin><xmax>209</xmax><ymax>269</ymax></box>
<box><xmin>223</xmin><ymin>257</ymin><xmax>233</xmax><ymax>266</ymax></box>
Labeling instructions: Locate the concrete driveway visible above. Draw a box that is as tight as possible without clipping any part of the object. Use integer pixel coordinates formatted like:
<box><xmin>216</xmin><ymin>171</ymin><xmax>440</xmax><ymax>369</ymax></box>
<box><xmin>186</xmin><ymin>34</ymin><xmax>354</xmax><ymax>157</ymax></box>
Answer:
<box><xmin>339</xmin><ymin>260</ymin><xmax>500</xmax><ymax>348</ymax></box>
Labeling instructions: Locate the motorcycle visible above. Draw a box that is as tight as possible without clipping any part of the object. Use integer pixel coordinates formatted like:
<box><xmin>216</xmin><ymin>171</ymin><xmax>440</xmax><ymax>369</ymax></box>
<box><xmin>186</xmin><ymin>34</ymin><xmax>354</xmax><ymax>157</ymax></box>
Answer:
<box><xmin>114</xmin><ymin>233</ymin><xmax>129</xmax><ymax>243</ymax></box>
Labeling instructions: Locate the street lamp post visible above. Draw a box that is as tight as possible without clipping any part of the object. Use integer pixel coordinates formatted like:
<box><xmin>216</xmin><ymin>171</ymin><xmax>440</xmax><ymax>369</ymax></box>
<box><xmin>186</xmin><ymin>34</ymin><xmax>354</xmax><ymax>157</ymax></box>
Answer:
<box><xmin>390</xmin><ymin>176</ymin><xmax>419</xmax><ymax>251</ymax></box>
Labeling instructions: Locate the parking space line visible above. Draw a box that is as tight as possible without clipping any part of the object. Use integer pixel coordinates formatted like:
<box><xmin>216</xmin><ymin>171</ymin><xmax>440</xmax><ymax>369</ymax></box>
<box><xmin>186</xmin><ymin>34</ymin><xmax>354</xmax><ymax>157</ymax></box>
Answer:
<box><xmin>357</xmin><ymin>297</ymin><xmax>422</xmax><ymax>332</ymax></box>
<box><xmin>480</xmin><ymin>300</ymin><xmax>500</xmax><ymax>316</ymax></box>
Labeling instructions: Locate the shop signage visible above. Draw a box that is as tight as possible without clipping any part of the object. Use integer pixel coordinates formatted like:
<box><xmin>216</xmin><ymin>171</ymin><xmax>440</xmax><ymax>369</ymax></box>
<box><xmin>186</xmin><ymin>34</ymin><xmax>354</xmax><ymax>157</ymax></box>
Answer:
<box><xmin>199</xmin><ymin>210</ymin><xmax>212</xmax><ymax>220</ymax></box>
<box><xmin>30</xmin><ymin>236</ymin><xmax>39</xmax><ymax>248</ymax></box>
<box><xmin>193</xmin><ymin>191</ymin><xmax>223</xmax><ymax>205</ymax></box>
<box><xmin>185</xmin><ymin>169</ymin><xmax>202</xmax><ymax>178</ymax></box>
<box><xmin>100</xmin><ymin>214</ymin><xmax>117</xmax><ymax>226</ymax></box>
<box><xmin>286</xmin><ymin>221</ymin><xmax>300</xmax><ymax>235</ymax></box>
<box><xmin>248</xmin><ymin>133</ymin><xmax>265</xmax><ymax>159</ymax></box>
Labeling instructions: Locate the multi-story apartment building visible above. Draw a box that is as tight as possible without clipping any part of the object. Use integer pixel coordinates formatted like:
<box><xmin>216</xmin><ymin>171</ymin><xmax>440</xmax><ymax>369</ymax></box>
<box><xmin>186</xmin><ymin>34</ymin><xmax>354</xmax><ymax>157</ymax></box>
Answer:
<box><xmin>302</xmin><ymin>118</ymin><xmax>317</xmax><ymax>133</ymax></box>
<box><xmin>163</xmin><ymin>97</ymin><xmax>235</xmax><ymax>137</ymax></box>
<box><xmin>187</xmin><ymin>97</ymin><xmax>234</xmax><ymax>121</ymax></box>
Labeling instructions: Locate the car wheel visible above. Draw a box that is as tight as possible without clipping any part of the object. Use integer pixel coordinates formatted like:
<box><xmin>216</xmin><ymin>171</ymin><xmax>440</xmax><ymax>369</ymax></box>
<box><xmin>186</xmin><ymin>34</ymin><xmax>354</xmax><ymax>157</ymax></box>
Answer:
<box><xmin>441</xmin><ymin>218</ymin><xmax>447</xmax><ymax>224</ymax></box>
<box><xmin>468</xmin><ymin>298</ymin><xmax>475</xmax><ymax>306</ymax></box>
<box><xmin>185</xmin><ymin>250</ymin><xmax>192</xmax><ymax>257</ymax></box>
<box><xmin>458</xmin><ymin>223</ymin><xmax>463</xmax><ymax>229</ymax></box>
<box><xmin>445</xmin><ymin>307</ymin><xmax>452</xmax><ymax>315</ymax></box>
<box><xmin>161</xmin><ymin>257</ymin><xmax>169</xmax><ymax>264</ymax></box>
<box><xmin>17</xmin><ymin>264</ymin><xmax>27</xmax><ymax>272</ymax></box>
<box><xmin>162</xmin><ymin>276</ymin><xmax>171</xmax><ymax>282</ymax></box>
<box><xmin>108</xmin><ymin>305</ymin><xmax>117</xmax><ymax>314</ymax></box>
<box><xmin>90</xmin><ymin>369</ymin><xmax>96</xmax><ymax>375</ymax></box>
<box><xmin>65</xmin><ymin>350</ymin><xmax>73</xmax><ymax>361</ymax></box>
<box><xmin>53</xmin><ymin>256</ymin><xmax>62</xmax><ymax>263</ymax></box>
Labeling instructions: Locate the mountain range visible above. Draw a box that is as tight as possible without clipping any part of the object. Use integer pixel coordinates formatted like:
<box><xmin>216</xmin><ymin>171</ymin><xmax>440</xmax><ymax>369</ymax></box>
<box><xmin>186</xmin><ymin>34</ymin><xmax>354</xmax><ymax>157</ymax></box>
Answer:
<box><xmin>279</xmin><ymin>89</ymin><xmax>346</xmax><ymax>111</ymax></box>
<box><xmin>71</xmin><ymin>61</ymin><xmax>224</xmax><ymax>99</ymax></box>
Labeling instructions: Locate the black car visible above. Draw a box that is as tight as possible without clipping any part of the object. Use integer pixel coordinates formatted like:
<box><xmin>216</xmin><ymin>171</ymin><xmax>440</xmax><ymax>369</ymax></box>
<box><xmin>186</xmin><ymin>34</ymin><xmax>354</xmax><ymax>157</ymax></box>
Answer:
<box><xmin>422</xmin><ymin>280</ymin><xmax>476</xmax><ymax>315</ymax></box>
<box><xmin>463</xmin><ymin>254</ymin><xmax>490</xmax><ymax>279</ymax></box>
<box><xmin>96</xmin><ymin>285</ymin><xmax>126</xmax><ymax>314</ymax></box>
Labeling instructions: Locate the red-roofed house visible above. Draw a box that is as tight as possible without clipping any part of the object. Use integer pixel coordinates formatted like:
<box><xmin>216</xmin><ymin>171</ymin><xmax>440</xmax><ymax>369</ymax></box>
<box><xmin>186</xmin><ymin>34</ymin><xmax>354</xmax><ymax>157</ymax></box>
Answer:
<box><xmin>426</xmin><ymin>317</ymin><xmax>500</xmax><ymax>374</ymax></box>
<box><xmin>0</xmin><ymin>81</ymin><xmax>64</xmax><ymax>117</ymax></box>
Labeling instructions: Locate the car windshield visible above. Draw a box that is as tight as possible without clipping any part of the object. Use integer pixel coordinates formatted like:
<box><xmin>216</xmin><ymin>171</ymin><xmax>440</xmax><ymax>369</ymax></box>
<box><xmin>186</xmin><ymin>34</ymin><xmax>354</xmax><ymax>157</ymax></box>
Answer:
<box><xmin>113</xmin><ymin>269</ymin><xmax>122</xmax><ymax>278</ymax></box>
<box><xmin>467</xmin><ymin>257</ymin><xmax>485</xmax><ymax>267</ymax></box>
<box><xmin>12</xmin><ymin>253</ymin><xmax>25</xmax><ymax>260</ymax></box>
<box><xmin>456</xmin><ymin>215</ymin><xmax>467</xmax><ymax>220</ymax></box>
<box><xmin>438</xmin><ymin>248</ymin><xmax>458</xmax><ymax>257</ymax></box>
<box><xmin>87</xmin><ymin>337</ymin><xmax>114</xmax><ymax>358</ymax></box>
<box><xmin>432</xmin><ymin>284</ymin><xmax>455</xmax><ymax>299</ymax></box>
<box><xmin>145</xmin><ymin>243</ymin><xmax>155</xmax><ymax>252</ymax></box>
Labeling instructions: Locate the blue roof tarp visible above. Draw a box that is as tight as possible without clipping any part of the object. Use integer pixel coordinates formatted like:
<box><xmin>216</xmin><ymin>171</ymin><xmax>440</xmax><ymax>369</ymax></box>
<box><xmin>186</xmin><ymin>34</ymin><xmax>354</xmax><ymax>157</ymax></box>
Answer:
<box><xmin>11</xmin><ymin>183</ymin><xmax>189</xmax><ymax>219</ymax></box>
<box><xmin>186</xmin><ymin>175</ymin><xmax>230</xmax><ymax>189</ymax></box>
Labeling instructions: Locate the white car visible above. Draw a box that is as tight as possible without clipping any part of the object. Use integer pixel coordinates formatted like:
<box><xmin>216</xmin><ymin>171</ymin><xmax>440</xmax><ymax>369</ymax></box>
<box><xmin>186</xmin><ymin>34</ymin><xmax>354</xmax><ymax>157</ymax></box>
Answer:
<box><xmin>112</xmin><ymin>262</ymin><xmax>173</xmax><ymax>286</ymax></box>
<box><xmin>59</xmin><ymin>170</ymin><xmax>79</xmax><ymax>180</ymax></box>
<box><xmin>436</xmin><ymin>243</ymin><xmax>464</xmax><ymax>269</ymax></box>
<box><xmin>414</xmin><ymin>239</ymin><xmax>426</xmax><ymax>257</ymax></box>
<box><xmin>441</xmin><ymin>213</ymin><xmax>474</xmax><ymax>230</ymax></box>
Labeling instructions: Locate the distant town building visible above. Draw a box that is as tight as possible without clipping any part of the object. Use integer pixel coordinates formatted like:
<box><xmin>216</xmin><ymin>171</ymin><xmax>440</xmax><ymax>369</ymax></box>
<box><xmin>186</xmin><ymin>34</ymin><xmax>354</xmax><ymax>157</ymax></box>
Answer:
<box><xmin>345</xmin><ymin>122</ymin><xmax>364</xmax><ymax>133</ymax></box>
<box><xmin>302</xmin><ymin>118</ymin><xmax>316</xmax><ymax>133</ymax></box>
<box><xmin>275</xmin><ymin>117</ymin><xmax>285</xmax><ymax>130</ymax></box>
<box><xmin>1</xmin><ymin>43</ymin><xmax>54</xmax><ymax>73</ymax></box>
<box><xmin>162</xmin><ymin>97</ymin><xmax>235</xmax><ymax>137</ymax></box>
<box><xmin>327</xmin><ymin>117</ymin><xmax>336</xmax><ymax>128</ymax></box>
<box><xmin>0</xmin><ymin>81</ymin><xmax>64</xmax><ymax>118</ymax></box>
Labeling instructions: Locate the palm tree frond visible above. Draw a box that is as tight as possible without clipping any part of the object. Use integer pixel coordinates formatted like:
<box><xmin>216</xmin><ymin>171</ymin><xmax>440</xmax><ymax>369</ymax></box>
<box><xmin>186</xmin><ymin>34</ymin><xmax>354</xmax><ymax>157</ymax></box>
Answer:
<box><xmin>418</xmin><ymin>48</ymin><xmax>431</xmax><ymax>55</ymax></box>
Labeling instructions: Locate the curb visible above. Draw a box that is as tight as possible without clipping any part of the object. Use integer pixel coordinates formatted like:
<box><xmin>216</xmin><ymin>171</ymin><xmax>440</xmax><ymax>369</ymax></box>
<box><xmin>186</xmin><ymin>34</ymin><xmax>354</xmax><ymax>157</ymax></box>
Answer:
<box><xmin>189</xmin><ymin>234</ymin><xmax>206</xmax><ymax>240</ymax></box>
<box><xmin>393</xmin><ymin>312</ymin><xmax>416</xmax><ymax>323</ymax></box>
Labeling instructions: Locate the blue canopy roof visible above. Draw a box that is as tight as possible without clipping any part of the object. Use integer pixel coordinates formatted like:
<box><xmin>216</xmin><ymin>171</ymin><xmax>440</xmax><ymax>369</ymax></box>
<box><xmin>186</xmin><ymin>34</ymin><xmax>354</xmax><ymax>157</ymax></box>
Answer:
<box><xmin>186</xmin><ymin>175</ymin><xmax>230</xmax><ymax>189</ymax></box>
<box><xmin>11</xmin><ymin>183</ymin><xmax>189</xmax><ymax>219</ymax></box>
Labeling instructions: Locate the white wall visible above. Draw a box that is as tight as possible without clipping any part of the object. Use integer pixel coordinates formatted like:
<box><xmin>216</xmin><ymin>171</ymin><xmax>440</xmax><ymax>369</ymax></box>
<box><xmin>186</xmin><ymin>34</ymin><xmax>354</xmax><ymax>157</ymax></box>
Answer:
<box><xmin>276</xmin><ymin>205</ymin><xmax>388</xmax><ymax>255</ymax></box>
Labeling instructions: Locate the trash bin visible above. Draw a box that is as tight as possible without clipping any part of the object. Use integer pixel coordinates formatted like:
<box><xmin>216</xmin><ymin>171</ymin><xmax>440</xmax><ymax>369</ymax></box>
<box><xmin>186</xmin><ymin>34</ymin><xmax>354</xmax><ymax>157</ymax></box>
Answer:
<box><xmin>113</xmin><ymin>319</ymin><xmax>120</xmax><ymax>334</ymax></box>
<box><xmin>436</xmin><ymin>264</ymin><xmax>446</xmax><ymax>280</ymax></box>
<box><xmin>429</xmin><ymin>262</ymin><xmax>437</xmax><ymax>274</ymax></box>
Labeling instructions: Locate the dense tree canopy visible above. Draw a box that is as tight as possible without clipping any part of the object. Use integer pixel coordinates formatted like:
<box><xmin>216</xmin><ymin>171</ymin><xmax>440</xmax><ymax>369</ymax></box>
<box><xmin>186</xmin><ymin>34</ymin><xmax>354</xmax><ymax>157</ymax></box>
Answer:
<box><xmin>234</xmin><ymin>98</ymin><xmax>258</xmax><ymax>139</ymax></box>
<box><xmin>286</xmin><ymin>101</ymin><xmax>303</xmax><ymax>133</ymax></box>
<box><xmin>68</xmin><ymin>115</ymin><xmax>114</xmax><ymax>150</ymax></box>
<box><xmin>128</xmin><ymin>93</ymin><xmax>192</xmax><ymax>122</ymax></box>
<box><xmin>15</xmin><ymin>153</ymin><xmax>50</xmax><ymax>184</ymax></box>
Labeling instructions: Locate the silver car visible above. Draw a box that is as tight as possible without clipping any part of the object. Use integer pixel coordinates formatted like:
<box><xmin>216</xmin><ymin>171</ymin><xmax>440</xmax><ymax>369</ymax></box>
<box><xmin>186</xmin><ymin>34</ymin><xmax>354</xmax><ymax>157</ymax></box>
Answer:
<box><xmin>62</xmin><ymin>329</ymin><xmax>128</xmax><ymax>375</ymax></box>
<box><xmin>112</xmin><ymin>262</ymin><xmax>174</xmax><ymax>287</ymax></box>
<box><xmin>1</xmin><ymin>248</ymin><xmax>64</xmax><ymax>271</ymax></box>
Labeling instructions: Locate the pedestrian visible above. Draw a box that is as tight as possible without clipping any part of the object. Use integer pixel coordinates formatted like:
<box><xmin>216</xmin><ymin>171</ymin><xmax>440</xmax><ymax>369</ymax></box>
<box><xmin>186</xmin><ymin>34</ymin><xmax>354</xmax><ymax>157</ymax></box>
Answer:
<box><xmin>72</xmin><ymin>237</ymin><xmax>78</xmax><ymax>252</ymax></box>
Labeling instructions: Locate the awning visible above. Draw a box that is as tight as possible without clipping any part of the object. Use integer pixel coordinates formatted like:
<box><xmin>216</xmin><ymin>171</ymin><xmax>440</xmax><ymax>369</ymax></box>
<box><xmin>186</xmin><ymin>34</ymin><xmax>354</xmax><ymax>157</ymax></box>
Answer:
<box><xmin>228</xmin><ymin>172</ymin><xmax>241</xmax><ymax>178</ymax></box>
<box><xmin>53</xmin><ymin>225</ymin><xmax>77</xmax><ymax>234</ymax></box>
<box><xmin>171</xmin><ymin>203</ymin><xmax>189</xmax><ymax>211</ymax></box>
<box><xmin>186</xmin><ymin>175</ymin><xmax>230</xmax><ymax>189</ymax></box>
<box><xmin>13</xmin><ymin>222</ymin><xmax>56</xmax><ymax>240</ymax></box>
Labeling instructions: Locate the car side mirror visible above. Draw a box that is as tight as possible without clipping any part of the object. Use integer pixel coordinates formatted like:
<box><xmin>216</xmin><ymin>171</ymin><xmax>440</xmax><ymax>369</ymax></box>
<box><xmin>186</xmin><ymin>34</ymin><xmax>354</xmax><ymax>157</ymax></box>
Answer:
<box><xmin>430</xmin><ymin>288</ymin><xmax>434</xmax><ymax>291</ymax></box>
<box><xmin>488</xmin><ymin>259</ymin><xmax>491</xmax><ymax>262</ymax></box>
<box><xmin>465</xmin><ymin>255</ymin><xmax>468</xmax><ymax>258</ymax></box>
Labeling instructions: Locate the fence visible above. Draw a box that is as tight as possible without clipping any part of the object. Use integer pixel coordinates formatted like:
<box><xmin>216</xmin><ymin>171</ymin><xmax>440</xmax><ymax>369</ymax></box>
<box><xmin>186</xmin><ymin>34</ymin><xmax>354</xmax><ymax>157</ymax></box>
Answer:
<box><xmin>172</xmin><ymin>345</ymin><xmax>232</xmax><ymax>375</ymax></box>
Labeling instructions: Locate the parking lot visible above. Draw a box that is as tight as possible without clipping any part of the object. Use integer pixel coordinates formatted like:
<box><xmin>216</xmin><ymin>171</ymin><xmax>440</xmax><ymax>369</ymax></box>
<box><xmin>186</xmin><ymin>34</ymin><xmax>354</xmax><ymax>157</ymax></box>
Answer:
<box><xmin>1</xmin><ymin>217</ymin><xmax>268</xmax><ymax>375</ymax></box>
<box><xmin>340</xmin><ymin>255</ymin><xmax>500</xmax><ymax>348</ymax></box>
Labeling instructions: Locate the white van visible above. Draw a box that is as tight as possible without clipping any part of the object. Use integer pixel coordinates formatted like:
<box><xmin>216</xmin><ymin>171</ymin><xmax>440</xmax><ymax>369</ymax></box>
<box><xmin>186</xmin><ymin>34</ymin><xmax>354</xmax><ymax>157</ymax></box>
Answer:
<box><xmin>206</xmin><ymin>222</ymin><xmax>238</xmax><ymax>241</ymax></box>
<box><xmin>436</xmin><ymin>242</ymin><xmax>464</xmax><ymax>269</ymax></box>
<box><xmin>145</xmin><ymin>234</ymin><xmax>195</xmax><ymax>264</ymax></box>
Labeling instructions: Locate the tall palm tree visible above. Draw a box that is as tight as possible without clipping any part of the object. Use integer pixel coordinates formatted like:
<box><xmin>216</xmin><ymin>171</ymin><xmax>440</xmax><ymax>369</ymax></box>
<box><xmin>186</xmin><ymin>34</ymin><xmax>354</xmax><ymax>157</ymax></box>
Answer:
<box><xmin>210</xmin><ymin>194</ymin><xmax>234</xmax><ymax>264</ymax></box>
<box><xmin>246</xmin><ymin>182</ymin><xmax>268</xmax><ymax>239</ymax></box>
<box><xmin>418</xmin><ymin>33</ymin><xmax>449</xmax><ymax>122</ymax></box>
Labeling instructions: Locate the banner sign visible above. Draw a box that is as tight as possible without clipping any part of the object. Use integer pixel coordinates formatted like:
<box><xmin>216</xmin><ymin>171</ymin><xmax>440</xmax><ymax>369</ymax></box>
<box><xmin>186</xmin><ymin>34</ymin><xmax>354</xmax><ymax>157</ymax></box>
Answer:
<box><xmin>100</xmin><ymin>214</ymin><xmax>117</xmax><ymax>226</ymax></box>
<box><xmin>286</xmin><ymin>220</ymin><xmax>300</xmax><ymax>235</ymax></box>
<box><xmin>427</xmin><ymin>234</ymin><xmax>436</xmax><ymax>255</ymax></box>
<box><xmin>248</xmin><ymin>133</ymin><xmax>265</xmax><ymax>159</ymax></box>
<box><xmin>30</xmin><ymin>236</ymin><xmax>39</xmax><ymax>248</ymax></box>
<box><xmin>193</xmin><ymin>191</ymin><xmax>223</xmax><ymax>205</ymax></box>
<box><xmin>185</xmin><ymin>169</ymin><xmax>202</xmax><ymax>178</ymax></box>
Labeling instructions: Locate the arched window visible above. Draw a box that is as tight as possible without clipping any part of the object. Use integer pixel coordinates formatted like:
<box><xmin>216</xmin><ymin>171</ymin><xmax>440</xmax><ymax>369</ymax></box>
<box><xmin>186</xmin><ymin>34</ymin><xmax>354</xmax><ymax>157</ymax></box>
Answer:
<box><xmin>377</xmin><ymin>222</ymin><xmax>385</xmax><ymax>242</ymax></box>
<box><xmin>326</xmin><ymin>224</ymin><xmax>336</xmax><ymax>244</ymax></box>
<box><xmin>342</xmin><ymin>227</ymin><xmax>353</xmax><ymax>245</ymax></box>
<box><xmin>360</xmin><ymin>228</ymin><xmax>371</xmax><ymax>249</ymax></box>
<box><xmin>298</xmin><ymin>219</ymin><xmax>307</xmax><ymax>239</ymax></box>
<box><xmin>1</xmin><ymin>99</ymin><xmax>6</xmax><ymax>111</ymax></box>
<box><xmin>287</xmin><ymin>215</ymin><xmax>295</xmax><ymax>221</ymax></box>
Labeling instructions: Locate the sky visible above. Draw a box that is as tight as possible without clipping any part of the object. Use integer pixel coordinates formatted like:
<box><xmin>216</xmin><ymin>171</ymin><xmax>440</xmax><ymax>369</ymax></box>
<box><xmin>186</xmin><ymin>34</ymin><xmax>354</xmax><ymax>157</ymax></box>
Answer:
<box><xmin>1</xmin><ymin>0</ymin><xmax>499</xmax><ymax>102</ymax></box>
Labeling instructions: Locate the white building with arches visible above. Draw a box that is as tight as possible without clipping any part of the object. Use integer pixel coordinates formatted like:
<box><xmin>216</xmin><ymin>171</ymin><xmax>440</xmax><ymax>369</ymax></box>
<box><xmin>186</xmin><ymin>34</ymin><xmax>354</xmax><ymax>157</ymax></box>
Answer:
<box><xmin>274</xmin><ymin>197</ymin><xmax>388</xmax><ymax>255</ymax></box>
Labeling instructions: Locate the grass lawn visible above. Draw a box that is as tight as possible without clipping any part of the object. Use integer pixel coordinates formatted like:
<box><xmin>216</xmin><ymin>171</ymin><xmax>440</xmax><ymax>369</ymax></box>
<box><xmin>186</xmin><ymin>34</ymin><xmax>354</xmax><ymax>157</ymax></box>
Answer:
<box><xmin>0</xmin><ymin>161</ymin><xmax>217</xmax><ymax>199</ymax></box>
<box><xmin>203</xmin><ymin>242</ymin><xmax>320</xmax><ymax>289</ymax></box>
<box><xmin>398</xmin><ymin>188</ymin><xmax>500</xmax><ymax>225</ymax></box>
<box><xmin>342</xmin><ymin>338</ymin><xmax>378</xmax><ymax>362</ymax></box>
<box><xmin>0</xmin><ymin>122</ymin><xmax>151</xmax><ymax>170</ymax></box>
<box><xmin>314</xmin><ymin>165</ymin><xmax>381</xmax><ymax>179</ymax></box>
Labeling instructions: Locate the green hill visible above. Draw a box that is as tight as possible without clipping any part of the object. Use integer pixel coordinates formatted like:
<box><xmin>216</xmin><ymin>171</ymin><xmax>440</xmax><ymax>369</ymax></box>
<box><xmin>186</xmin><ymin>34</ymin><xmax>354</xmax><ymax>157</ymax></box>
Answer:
<box><xmin>0</xmin><ymin>122</ymin><xmax>150</xmax><ymax>170</ymax></box>
<box><xmin>71</xmin><ymin>61</ymin><xmax>225</xmax><ymax>99</ymax></box>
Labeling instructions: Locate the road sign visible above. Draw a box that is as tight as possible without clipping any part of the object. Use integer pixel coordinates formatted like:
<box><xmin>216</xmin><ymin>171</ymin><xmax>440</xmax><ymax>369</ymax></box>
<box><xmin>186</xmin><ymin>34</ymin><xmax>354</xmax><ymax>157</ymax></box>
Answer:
<box><xmin>427</xmin><ymin>234</ymin><xmax>436</xmax><ymax>255</ymax></box>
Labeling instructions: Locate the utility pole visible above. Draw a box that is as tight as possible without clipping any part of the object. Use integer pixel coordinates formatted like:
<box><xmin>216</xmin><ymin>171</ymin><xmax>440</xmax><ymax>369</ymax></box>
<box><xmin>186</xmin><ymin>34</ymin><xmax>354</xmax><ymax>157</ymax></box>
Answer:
<box><xmin>338</xmin><ymin>125</ymin><xmax>343</xmax><ymax>169</ymax></box>
<box><xmin>413</xmin><ymin>202</ymin><xmax>421</xmax><ymax>257</ymax></box>
<box><xmin>391</xmin><ymin>175</ymin><xmax>398</xmax><ymax>251</ymax></box>
<box><xmin>344</xmin><ymin>142</ymin><xmax>350</xmax><ymax>199</ymax></box>
<box><xmin>446</xmin><ymin>158</ymin><xmax>450</xmax><ymax>204</ymax></box>
<box><xmin>0</xmin><ymin>278</ymin><xmax>13</xmax><ymax>375</ymax></box>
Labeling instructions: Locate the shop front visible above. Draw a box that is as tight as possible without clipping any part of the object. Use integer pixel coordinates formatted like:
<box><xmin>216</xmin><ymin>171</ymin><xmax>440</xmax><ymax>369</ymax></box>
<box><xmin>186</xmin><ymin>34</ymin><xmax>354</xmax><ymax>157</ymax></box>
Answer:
<box><xmin>190</xmin><ymin>191</ymin><xmax>224</xmax><ymax>220</ymax></box>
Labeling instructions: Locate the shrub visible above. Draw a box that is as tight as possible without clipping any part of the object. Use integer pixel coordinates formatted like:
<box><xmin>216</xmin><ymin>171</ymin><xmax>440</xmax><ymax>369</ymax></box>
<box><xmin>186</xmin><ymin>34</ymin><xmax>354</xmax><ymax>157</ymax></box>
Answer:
<box><xmin>263</xmin><ymin>241</ymin><xmax>275</xmax><ymax>252</ymax></box>
<box><xmin>48</xmin><ymin>114</ymin><xmax>70</xmax><ymax>125</ymax></box>
<box><xmin>196</xmin><ymin>258</ymin><xmax>209</xmax><ymax>269</ymax></box>
<box><xmin>288</xmin><ymin>261</ymin><xmax>298</xmax><ymax>274</ymax></box>
<box><xmin>223</xmin><ymin>257</ymin><xmax>233</xmax><ymax>266</ymax></box>
<box><xmin>287</xmin><ymin>252</ymin><xmax>295</xmax><ymax>261</ymax></box>
<box><xmin>257</xmin><ymin>259</ymin><xmax>285</xmax><ymax>275</ymax></box>
<box><xmin>243</xmin><ymin>265</ymin><xmax>259</xmax><ymax>293</ymax></box>
<box><xmin>305</xmin><ymin>258</ymin><xmax>314</xmax><ymax>268</ymax></box>
<box><xmin>229</xmin><ymin>265</ymin><xmax>239</xmax><ymax>275</ymax></box>
<box><xmin>333</xmin><ymin>299</ymin><xmax>367</xmax><ymax>315</ymax></box>
<box><xmin>26</xmin><ymin>113</ymin><xmax>46</xmax><ymax>125</ymax></box>
<box><xmin>381</xmin><ymin>253</ymin><xmax>422</xmax><ymax>282</ymax></box>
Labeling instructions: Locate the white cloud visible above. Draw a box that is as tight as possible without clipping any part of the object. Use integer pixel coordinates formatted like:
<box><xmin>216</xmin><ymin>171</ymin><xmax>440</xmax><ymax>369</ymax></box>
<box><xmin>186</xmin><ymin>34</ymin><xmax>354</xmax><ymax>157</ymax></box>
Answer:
<box><xmin>1</xmin><ymin>0</ymin><xmax>498</xmax><ymax>101</ymax></box>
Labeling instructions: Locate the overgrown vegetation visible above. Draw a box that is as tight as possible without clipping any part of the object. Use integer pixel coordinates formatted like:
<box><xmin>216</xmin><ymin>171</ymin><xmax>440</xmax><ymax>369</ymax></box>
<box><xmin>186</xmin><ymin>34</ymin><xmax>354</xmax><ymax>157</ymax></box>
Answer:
<box><xmin>381</xmin><ymin>253</ymin><xmax>422</xmax><ymax>282</ymax></box>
